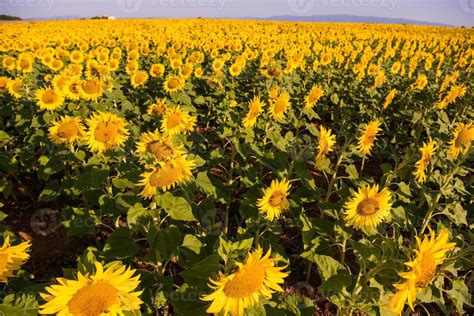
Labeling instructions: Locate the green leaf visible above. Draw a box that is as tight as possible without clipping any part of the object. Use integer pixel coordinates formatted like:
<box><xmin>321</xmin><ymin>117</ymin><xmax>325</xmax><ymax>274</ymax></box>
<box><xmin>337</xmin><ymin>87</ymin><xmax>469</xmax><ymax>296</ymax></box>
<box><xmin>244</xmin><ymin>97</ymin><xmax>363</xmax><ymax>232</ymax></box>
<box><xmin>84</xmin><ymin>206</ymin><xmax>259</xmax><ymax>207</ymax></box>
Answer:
<box><xmin>311</xmin><ymin>254</ymin><xmax>345</xmax><ymax>281</ymax></box>
<box><xmin>195</xmin><ymin>172</ymin><xmax>217</xmax><ymax>197</ymax></box>
<box><xmin>446</xmin><ymin>279</ymin><xmax>470</xmax><ymax>313</ymax></box>
<box><xmin>181</xmin><ymin>255</ymin><xmax>221</xmax><ymax>283</ymax></box>
<box><xmin>156</xmin><ymin>192</ymin><xmax>197</xmax><ymax>221</ymax></box>
<box><xmin>147</xmin><ymin>225</ymin><xmax>183</xmax><ymax>262</ymax></box>
<box><xmin>345</xmin><ymin>164</ymin><xmax>359</xmax><ymax>179</ymax></box>
<box><xmin>103</xmin><ymin>228</ymin><xmax>139</xmax><ymax>259</ymax></box>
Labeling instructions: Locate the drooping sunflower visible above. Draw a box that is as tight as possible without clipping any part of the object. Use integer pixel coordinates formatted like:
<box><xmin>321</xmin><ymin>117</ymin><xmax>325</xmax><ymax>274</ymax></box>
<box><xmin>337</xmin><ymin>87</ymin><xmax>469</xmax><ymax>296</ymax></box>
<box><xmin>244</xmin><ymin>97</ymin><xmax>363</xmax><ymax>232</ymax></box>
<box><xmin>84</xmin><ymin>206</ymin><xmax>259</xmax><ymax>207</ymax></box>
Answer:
<box><xmin>86</xmin><ymin>112</ymin><xmax>129</xmax><ymax>153</ymax></box>
<box><xmin>0</xmin><ymin>236</ymin><xmax>31</xmax><ymax>282</ymax></box>
<box><xmin>135</xmin><ymin>130</ymin><xmax>183</xmax><ymax>162</ymax></box>
<box><xmin>344</xmin><ymin>184</ymin><xmax>392</xmax><ymax>231</ymax></box>
<box><xmin>138</xmin><ymin>155</ymin><xmax>195</xmax><ymax>197</ymax></box>
<box><xmin>388</xmin><ymin>229</ymin><xmax>455</xmax><ymax>315</ymax></box>
<box><xmin>160</xmin><ymin>106</ymin><xmax>196</xmax><ymax>136</ymax></box>
<box><xmin>269</xmin><ymin>91</ymin><xmax>291</xmax><ymax>122</ymax></box>
<box><xmin>39</xmin><ymin>262</ymin><xmax>143</xmax><ymax>315</ymax></box>
<box><xmin>383</xmin><ymin>89</ymin><xmax>397</xmax><ymax>110</ymax></box>
<box><xmin>35</xmin><ymin>87</ymin><xmax>64</xmax><ymax>111</ymax></box>
<box><xmin>357</xmin><ymin>120</ymin><xmax>382</xmax><ymax>156</ymax></box>
<box><xmin>49</xmin><ymin>116</ymin><xmax>86</xmax><ymax>145</ymax></box>
<box><xmin>257</xmin><ymin>179</ymin><xmax>292</xmax><ymax>221</ymax></box>
<box><xmin>163</xmin><ymin>76</ymin><xmax>184</xmax><ymax>93</ymax></box>
<box><xmin>130</xmin><ymin>70</ymin><xmax>149</xmax><ymax>88</ymax></box>
<box><xmin>413</xmin><ymin>138</ymin><xmax>437</xmax><ymax>183</ymax></box>
<box><xmin>448</xmin><ymin>122</ymin><xmax>473</xmax><ymax>159</ymax></box>
<box><xmin>304</xmin><ymin>85</ymin><xmax>325</xmax><ymax>110</ymax></box>
<box><xmin>242</xmin><ymin>96</ymin><xmax>265</xmax><ymax>129</ymax></box>
<box><xmin>202</xmin><ymin>247</ymin><xmax>288</xmax><ymax>316</ymax></box>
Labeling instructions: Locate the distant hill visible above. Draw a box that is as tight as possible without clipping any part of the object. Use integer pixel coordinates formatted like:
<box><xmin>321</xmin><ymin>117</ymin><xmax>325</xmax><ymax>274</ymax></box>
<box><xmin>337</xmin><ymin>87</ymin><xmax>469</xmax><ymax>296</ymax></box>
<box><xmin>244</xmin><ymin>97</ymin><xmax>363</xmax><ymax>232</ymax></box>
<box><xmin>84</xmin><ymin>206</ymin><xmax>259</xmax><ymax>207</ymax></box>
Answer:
<box><xmin>22</xmin><ymin>14</ymin><xmax>455</xmax><ymax>27</ymax></box>
<box><xmin>260</xmin><ymin>14</ymin><xmax>453</xmax><ymax>27</ymax></box>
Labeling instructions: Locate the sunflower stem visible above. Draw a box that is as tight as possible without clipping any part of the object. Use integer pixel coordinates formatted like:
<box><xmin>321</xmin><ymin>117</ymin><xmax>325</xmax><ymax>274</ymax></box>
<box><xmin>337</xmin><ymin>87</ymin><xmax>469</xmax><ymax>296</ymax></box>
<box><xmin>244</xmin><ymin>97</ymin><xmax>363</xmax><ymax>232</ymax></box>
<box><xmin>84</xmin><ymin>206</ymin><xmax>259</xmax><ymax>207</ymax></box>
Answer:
<box><xmin>323</xmin><ymin>152</ymin><xmax>344</xmax><ymax>204</ymax></box>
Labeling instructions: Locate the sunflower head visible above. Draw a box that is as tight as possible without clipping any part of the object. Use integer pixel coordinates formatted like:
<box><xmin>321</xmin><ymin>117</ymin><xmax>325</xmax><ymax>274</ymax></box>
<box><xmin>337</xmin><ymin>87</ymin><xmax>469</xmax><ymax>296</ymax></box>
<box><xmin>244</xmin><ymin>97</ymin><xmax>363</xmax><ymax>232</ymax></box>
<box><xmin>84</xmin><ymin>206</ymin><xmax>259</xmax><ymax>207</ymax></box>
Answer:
<box><xmin>269</xmin><ymin>91</ymin><xmax>291</xmax><ymax>121</ymax></box>
<box><xmin>0</xmin><ymin>236</ymin><xmax>31</xmax><ymax>282</ymax></box>
<box><xmin>138</xmin><ymin>154</ymin><xmax>195</xmax><ymax>198</ymax></box>
<box><xmin>389</xmin><ymin>229</ymin><xmax>456</xmax><ymax>314</ymax></box>
<box><xmin>357</xmin><ymin>120</ymin><xmax>382</xmax><ymax>156</ymax></box>
<box><xmin>135</xmin><ymin>130</ymin><xmax>183</xmax><ymax>162</ymax></box>
<box><xmin>163</xmin><ymin>76</ymin><xmax>184</xmax><ymax>93</ymax></box>
<box><xmin>242</xmin><ymin>96</ymin><xmax>265</xmax><ymax>129</ymax></box>
<box><xmin>449</xmin><ymin>122</ymin><xmax>473</xmax><ymax>159</ymax></box>
<box><xmin>131</xmin><ymin>70</ymin><xmax>149</xmax><ymax>88</ymax></box>
<box><xmin>304</xmin><ymin>85</ymin><xmax>325</xmax><ymax>110</ymax></box>
<box><xmin>257</xmin><ymin>179</ymin><xmax>292</xmax><ymax>221</ymax></box>
<box><xmin>344</xmin><ymin>184</ymin><xmax>392</xmax><ymax>231</ymax></box>
<box><xmin>35</xmin><ymin>87</ymin><xmax>64</xmax><ymax>111</ymax></box>
<box><xmin>202</xmin><ymin>247</ymin><xmax>288</xmax><ymax>316</ymax></box>
<box><xmin>49</xmin><ymin>116</ymin><xmax>86</xmax><ymax>145</ymax></box>
<box><xmin>40</xmin><ymin>262</ymin><xmax>143</xmax><ymax>315</ymax></box>
<box><xmin>86</xmin><ymin>112</ymin><xmax>129</xmax><ymax>153</ymax></box>
<box><xmin>160</xmin><ymin>106</ymin><xmax>196</xmax><ymax>136</ymax></box>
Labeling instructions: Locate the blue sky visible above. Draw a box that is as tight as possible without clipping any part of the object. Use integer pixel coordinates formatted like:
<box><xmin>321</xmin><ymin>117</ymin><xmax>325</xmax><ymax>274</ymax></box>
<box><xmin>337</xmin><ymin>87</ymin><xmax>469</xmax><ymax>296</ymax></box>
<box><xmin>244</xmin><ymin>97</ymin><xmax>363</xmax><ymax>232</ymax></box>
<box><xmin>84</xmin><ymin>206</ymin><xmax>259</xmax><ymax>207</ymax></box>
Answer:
<box><xmin>1</xmin><ymin>0</ymin><xmax>473</xmax><ymax>26</ymax></box>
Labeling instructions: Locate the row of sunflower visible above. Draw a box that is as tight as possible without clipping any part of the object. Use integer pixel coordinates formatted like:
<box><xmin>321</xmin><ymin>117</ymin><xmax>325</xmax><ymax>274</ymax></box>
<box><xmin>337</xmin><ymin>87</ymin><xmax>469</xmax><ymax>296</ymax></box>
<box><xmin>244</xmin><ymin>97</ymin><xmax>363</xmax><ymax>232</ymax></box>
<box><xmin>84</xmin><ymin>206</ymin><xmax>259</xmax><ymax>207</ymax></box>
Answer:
<box><xmin>0</xmin><ymin>19</ymin><xmax>472</xmax><ymax>315</ymax></box>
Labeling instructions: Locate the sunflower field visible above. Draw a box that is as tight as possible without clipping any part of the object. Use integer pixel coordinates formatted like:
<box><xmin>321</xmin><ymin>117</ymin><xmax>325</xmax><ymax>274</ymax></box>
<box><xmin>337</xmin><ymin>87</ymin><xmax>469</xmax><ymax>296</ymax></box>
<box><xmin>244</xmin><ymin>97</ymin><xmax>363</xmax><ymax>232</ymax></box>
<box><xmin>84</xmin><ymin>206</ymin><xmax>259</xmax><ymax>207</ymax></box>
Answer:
<box><xmin>0</xmin><ymin>19</ymin><xmax>472</xmax><ymax>315</ymax></box>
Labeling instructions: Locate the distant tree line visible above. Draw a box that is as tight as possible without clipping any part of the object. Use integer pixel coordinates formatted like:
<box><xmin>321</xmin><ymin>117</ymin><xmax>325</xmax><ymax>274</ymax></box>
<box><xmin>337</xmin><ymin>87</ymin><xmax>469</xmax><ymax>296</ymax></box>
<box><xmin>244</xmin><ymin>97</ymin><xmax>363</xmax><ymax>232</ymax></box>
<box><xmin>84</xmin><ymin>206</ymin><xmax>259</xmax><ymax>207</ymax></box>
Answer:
<box><xmin>0</xmin><ymin>15</ymin><xmax>21</xmax><ymax>21</ymax></box>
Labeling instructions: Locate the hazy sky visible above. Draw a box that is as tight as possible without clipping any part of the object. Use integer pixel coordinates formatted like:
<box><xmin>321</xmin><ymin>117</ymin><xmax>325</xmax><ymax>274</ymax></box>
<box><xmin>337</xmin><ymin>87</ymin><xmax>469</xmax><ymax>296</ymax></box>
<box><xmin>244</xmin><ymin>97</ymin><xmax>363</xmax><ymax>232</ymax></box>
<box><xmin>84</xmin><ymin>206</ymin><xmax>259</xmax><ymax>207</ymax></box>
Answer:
<box><xmin>1</xmin><ymin>0</ymin><xmax>473</xmax><ymax>26</ymax></box>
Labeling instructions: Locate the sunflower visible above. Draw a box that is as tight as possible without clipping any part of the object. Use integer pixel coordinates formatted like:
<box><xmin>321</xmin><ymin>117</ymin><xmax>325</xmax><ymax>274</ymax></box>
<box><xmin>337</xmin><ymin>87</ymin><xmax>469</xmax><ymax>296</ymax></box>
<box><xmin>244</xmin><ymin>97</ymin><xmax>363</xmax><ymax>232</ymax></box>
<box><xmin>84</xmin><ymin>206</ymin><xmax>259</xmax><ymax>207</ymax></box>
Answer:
<box><xmin>229</xmin><ymin>63</ymin><xmax>242</xmax><ymax>77</ymax></box>
<box><xmin>411</xmin><ymin>74</ymin><xmax>428</xmax><ymax>91</ymax></box>
<box><xmin>80</xmin><ymin>79</ymin><xmax>103</xmax><ymax>102</ymax></box>
<box><xmin>35</xmin><ymin>87</ymin><xmax>64</xmax><ymax>111</ymax></box>
<box><xmin>316</xmin><ymin>125</ymin><xmax>336</xmax><ymax>158</ymax></box>
<box><xmin>39</xmin><ymin>262</ymin><xmax>143</xmax><ymax>315</ymax></box>
<box><xmin>161</xmin><ymin>106</ymin><xmax>196</xmax><ymax>136</ymax></box>
<box><xmin>304</xmin><ymin>85</ymin><xmax>325</xmax><ymax>110</ymax></box>
<box><xmin>163</xmin><ymin>76</ymin><xmax>184</xmax><ymax>93</ymax></box>
<box><xmin>0</xmin><ymin>76</ymin><xmax>8</xmax><ymax>94</ymax></box>
<box><xmin>357</xmin><ymin>120</ymin><xmax>382</xmax><ymax>156</ymax></box>
<box><xmin>269</xmin><ymin>91</ymin><xmax>291</xmax><ymax>122</ymax></box>
<box><xmin>0</xmin><ymin>236</ymin><xmax>31</xmax><ymax>282</ymax></box>
<box><xmin>86</xmin><ymin>112</ymin><xmax>129</xmax><ymax>153</ymax></box>
<box><xmin>138</xmin><ymin>155</ymin><xmax>195</xmax><ymax>197</ymax></box>
<box><xmin>147</xmin><ymin>99</ymin><xmax>168</xmax><ymax>116</ymax></box>
<box><xmin>242</xmin><ymin>96</ymin><xmax>265</xmax><ymax>129</ymax></box>
<box><xmin>135</xmin><ymin>130</ymin><xmax>183</xmax><ymax>162</ymax></box>
<box><xmin>63</xmin><ymin>77</ymin><xmax>82</xmax><ymax>101</ymax></box>
<box><xmin>344</xmin><ymin>184</ymin><xmax>392</xmax><ymax>231</ymax></box>
<box><xmin>7</xmin><ymin>78</ymin><xmax>22</xmax><ymax>99</ymax></box>
<box><xmin>150</xmin><ymin>63</ymin><xmax>165</xmax><ymax>77</ymax></box>
<box><xmin>202</xmin><ymin>247</ymin><xmax>288</xmax><ymax>316</ymax></box>
<box><xmin>388</xmin><ymin>229</ymin><xmax>455</xmax><ymax>315</ymax></box>
<box><xmin>49</xmin><ymin>116</ymin><xmax>86</xmax><ymax>145</ymax></box>
<box><xmin>448</xmin><ymin>122</ymin><xmax>473</xmax><ymax>159</ymax></box>
<box><xmin>383</xmin><ymin>89</ymin><xmax>397</xmax><ymax>110</ymax></box>
<box><xmin>257</xmin><ymin>179</ymin><xmax>292</xmax><ymax>221</ymax></box>
<box><xmin>268</xmin><ymin>86</ymin><xmax>280</xmax><ymax>101</ymax></box>
<box><xmin>413</xmin><ymin>138</ymin><xmax>437</xmax><ymax>183</ymax></box>
<box><xmin>131</xmin><ymin>70</ymin><xmax>149</xmax><ymax>88</ymax></box>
